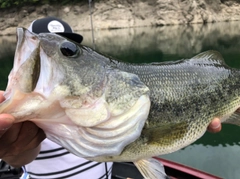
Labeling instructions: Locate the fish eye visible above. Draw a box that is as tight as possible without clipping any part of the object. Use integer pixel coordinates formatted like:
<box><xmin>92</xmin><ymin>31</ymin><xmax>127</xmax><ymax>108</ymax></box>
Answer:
<box><xmin>60</xmin><ymin>41</ymin><xmax>80</xmax><ymax>57</ymax></box>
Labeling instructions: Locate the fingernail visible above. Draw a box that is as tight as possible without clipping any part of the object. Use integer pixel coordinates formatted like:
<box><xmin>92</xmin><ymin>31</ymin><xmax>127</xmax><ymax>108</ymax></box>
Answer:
<box><xmin>211</xmin><ymin>123</ymin><xmax>220</xmax><ymax>129</ymax></box>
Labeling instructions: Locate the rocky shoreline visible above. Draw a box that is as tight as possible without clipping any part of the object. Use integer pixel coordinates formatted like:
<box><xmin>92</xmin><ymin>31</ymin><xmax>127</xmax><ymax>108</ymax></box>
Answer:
<box><xmin>0</xmin><ymin>0</ymin><xmax>240</xmax><ymax>35</ymax></box>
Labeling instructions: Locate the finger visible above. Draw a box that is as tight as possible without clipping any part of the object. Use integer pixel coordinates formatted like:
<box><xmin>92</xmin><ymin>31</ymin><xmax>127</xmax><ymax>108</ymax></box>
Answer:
<box><xmin>207</xmin><ymin>118</ymin><xmax>222</xmax><ymax>133</ymax></box>
<box><xmin>13</xmin><ymin>122</ymin><xmax>43</xmax><ymax>149</ymax></box>
<box><xmin>22</xmin><ymin>127</ymin><xmax>46</xmax><ymax>152</ymax></box>
<box><xmin>0</xmin><ymin>121</ymin><xmax>45</xmax><ymax>157</ymax></box>
<box><xmin>0</xmin><ymin>115</ymin><xmax>15</xmax><ymax>137</ymax></box>
<box><xmin>0</xmin><ymin>91</ymin><xmax>5</xmax><ymax>102</ymax></box>
<box><xmin>0</xmin><ymin>118</ymin><xmax>19</xmax><ymax>158</ymax></box>
<box><xmin>6</xmin><ymin>125</ymin><xmax>46</xmax><ymax>157</ymax></box>
<box><xmin>0</xmin><ymin>122</ymin><xmax>22</xmax><ymax>148</ymax></box>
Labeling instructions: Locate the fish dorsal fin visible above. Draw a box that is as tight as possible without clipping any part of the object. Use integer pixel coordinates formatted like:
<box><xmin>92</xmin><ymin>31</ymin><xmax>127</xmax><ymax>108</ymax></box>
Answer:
<box><xmin>134</xmin><ymin>158</ymin><xmax>170</xmax><ymax>179</ymax></box>
<box><xmin>188</xmin><ymin>50</ymin><xmax>226</xmax><ymax>66</ymax></box>
<box><xmin>223</xmin><ymin>109</ymin><xmax>240</xmax><ymax>126</ymax></box>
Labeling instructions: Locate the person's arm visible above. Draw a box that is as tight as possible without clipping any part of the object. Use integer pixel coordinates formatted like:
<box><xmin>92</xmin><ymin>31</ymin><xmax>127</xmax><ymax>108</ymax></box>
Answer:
<box><xmin>0</xmin><ymin>91</ymin><xmax>46</xmax><ymax>167</ymax></box>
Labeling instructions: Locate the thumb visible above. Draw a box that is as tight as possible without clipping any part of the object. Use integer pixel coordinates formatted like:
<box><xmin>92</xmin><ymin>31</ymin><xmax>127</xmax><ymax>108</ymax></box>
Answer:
<box><xmin>0</xmin><ymin>91</ymin><xmax>5</xmax><ymax>103</ymax></box>
<box><xmin>0</xmin><ymin>114</ymin><xmax>15</xmax><ymax>137</ymax></box>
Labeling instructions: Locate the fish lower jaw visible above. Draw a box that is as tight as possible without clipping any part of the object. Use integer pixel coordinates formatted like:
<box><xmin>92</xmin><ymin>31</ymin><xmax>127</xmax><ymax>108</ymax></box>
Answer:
<box><xmin>0</xmin><ymin>90</ymin><xmax>46</xmax><ymax>122</ymax></box>
<box><xmin>41</xmin><ymin>95</ymin><xmax>151</xmax><ymax>158</ymax></box>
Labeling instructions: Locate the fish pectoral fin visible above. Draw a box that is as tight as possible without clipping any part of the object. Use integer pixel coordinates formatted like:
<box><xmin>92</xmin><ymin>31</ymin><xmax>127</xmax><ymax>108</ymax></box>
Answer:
<box><xmin>134</xmin><ymin>158</ymin><xmax>170</xmax><ymax>179</ymax></box>
<box><xmin>142</xmin><ymin>121</ymin><xmax>189</xmax><ymax>146</ymax></box>
<box><xmin>223</xmin><ymin>109</ymin><xmax>240</xmax><ymax>126</ymax></box>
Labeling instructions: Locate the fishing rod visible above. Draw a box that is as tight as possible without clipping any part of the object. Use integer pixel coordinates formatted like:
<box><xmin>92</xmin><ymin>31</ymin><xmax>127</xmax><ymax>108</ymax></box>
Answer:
<box><xmin>88</xmin><ymin>0</ymin><xmax>96</xmax><ymax>50</ymax></box>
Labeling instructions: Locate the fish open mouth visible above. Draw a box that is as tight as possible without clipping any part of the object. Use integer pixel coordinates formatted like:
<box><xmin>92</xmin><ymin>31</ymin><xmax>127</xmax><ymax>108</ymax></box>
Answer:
<box><xmin>0</xmin><ymin>28</ymin><xmax>42</xmax><ymax>114</ymax></box>
<box><xmin>5</xmin><ymin>28</ymin><xmax>42</xmax><ymax>96</ymax></box>
<box><xmin>19</xmin><ymin>28</ymin><xmax>41</xmax><ymax>92</ymax></box>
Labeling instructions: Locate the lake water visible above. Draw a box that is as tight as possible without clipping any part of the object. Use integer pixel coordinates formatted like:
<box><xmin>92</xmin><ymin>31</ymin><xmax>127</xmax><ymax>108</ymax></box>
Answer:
<box><xmin>1</xmin><ymin>21</ymin><xmax>240</xmax><ymax>178</ymax></box>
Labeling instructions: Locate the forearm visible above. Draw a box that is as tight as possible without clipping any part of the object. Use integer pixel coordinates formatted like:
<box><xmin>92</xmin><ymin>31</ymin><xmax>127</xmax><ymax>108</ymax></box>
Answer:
<box><xmin>2</xmin><ymin>144</ymin><xmax>41</xmax><ymax>168</ymax></box>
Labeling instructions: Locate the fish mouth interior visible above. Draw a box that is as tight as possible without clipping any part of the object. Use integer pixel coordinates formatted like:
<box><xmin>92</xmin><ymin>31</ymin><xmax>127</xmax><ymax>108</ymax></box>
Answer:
<box><xmin>0</xmin><ymin>29</ymin><xmax>46</xmax><ymax>115</ymax></box>
<box><xmin>1</xmin><ymin>28</ymin><xmax>42</xmax><ymax>102</ymax></box>
<box><xmin>20</xmin><ymin>27</ymin><xmax>42</xmax><ymax>92</ymax></box>
<box><xmin>31</xmin><ymin>53</ymin><xmax>41</xmax><ymax>91</ymax></box>
<box><xmin>14</xmin><ymin>28</ymin><xmax>41</xmax><ymax>93</ymax></box>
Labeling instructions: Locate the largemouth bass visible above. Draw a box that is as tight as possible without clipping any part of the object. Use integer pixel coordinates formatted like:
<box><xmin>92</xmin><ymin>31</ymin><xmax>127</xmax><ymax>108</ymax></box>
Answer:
<box><xmin>1</xmin><ymin>28</ymin><xmax>240</xmax><ymax>179</ymax></box>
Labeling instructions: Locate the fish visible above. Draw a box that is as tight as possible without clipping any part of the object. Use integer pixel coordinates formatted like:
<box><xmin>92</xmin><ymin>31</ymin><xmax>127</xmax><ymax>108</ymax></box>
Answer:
<box><xmin>1</xmin><ymin>27</ymin><xmax>240</xmax><ymax>179</ymax></box>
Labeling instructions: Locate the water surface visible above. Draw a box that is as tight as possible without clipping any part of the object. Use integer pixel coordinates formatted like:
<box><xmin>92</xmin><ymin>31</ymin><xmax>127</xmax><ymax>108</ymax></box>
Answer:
<box><xmin>1</xmin><ymin>21</ymin><xmax>240</xmax><ymax>178</ymax></box>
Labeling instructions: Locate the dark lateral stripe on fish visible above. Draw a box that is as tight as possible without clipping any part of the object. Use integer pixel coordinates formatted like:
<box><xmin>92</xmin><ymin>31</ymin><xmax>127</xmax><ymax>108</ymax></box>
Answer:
<box><xmin>28</xmin><ymin>162</ymin><xmax>103</xmax><ymax>178</ymax></box>
<box><xmin>39</xmin><ymin>147</ymin><xmax>65</xmax><ymax>154</ymax></box>
<box><xmin>35</xmin><ymin>151</ymin><xmax>70</xmax><ymax>160</ymax></box>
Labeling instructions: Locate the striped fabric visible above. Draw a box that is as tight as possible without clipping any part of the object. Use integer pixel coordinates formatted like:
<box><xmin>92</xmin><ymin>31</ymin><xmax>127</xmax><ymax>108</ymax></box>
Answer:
<box><xmin>25</xmin><ymin>139</ymin><xmax>113</xmax><ymax>179</ymax></box>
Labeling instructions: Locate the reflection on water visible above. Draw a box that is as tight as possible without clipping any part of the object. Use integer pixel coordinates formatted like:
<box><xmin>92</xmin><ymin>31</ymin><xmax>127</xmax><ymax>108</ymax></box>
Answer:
<box><xmin>78</xmin><ymin>21</ymin><xmax>240</xmax><ymax>65</ymax></box>
<box><xmin>1</xmin><ymin>21</ymin><xmax>240</xmax><ymax>178</ymax></box>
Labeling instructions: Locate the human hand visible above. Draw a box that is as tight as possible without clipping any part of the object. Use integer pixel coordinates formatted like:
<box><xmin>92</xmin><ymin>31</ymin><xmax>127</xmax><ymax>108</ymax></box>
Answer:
<box><xmin>207</xmin><ymin>118</ymin><xmax>221</xmax><ymax>133</ymax></box>
<box><xmin>0</xmin><ymin>91</ymin><xmax>46</xmax><ymax>167</ymax></box>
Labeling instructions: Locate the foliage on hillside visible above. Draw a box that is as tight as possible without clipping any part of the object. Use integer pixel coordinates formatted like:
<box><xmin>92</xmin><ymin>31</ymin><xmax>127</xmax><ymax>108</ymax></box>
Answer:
<box><xmin>0</xmin><ymin>0</ymin><xmax>87</xmax><ymax>8</ymax></box>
